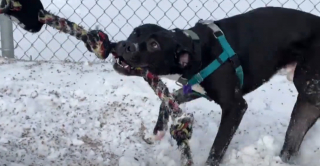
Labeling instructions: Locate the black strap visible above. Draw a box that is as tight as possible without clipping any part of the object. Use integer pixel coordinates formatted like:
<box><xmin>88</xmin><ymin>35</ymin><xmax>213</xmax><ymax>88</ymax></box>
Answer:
<box><xmin>228</xmin><ymin>54</ymin><xmax>241</xmax><ymax>69</ymax></box>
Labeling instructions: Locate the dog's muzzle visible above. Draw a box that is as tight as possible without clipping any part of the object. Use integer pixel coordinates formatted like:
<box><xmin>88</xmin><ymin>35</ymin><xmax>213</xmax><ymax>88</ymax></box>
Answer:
<box><xmin>116</xmin><ymin>40</ymin><xmax>139</xmax><ymax>56</ymax></box>
<box><xmin>112</xmin><ymin>40</ymin><xmax>141</xmax><ymax>73</ymax></box>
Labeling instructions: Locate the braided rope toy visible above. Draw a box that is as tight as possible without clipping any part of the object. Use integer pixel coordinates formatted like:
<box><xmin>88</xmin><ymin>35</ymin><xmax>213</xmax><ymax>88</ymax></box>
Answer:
<box><xmin>1</xmin><ymin>1</ymin><xmax>196</xmax><ymax>165</ymax></box>
<box><xmin>38</xmin><ymin>10</ymin><xmax>110</xmax><ymax>60</ymax></box>
<box><xmin>0</xmin><ymin>0</ymin><xmax>21</xmax><ymax>14</ymax></box>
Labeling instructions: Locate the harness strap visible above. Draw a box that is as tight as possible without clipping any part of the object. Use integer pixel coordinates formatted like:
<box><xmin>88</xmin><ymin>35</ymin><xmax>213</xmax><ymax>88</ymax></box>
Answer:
<box><xmin>188</xmin><ymin>51</ymin><xmax>230</xmax><ymax>85</ymax></box>
<box><xmin>187</xmin><ymin>20</ymin><xmax>244</xmax><ymax>88</ymax></box>
<box><xmin>178</xmin><ymin>30</ymin><xmax>211</xmax><ymax>99</ymax></box>
<box><xmin>183</xmin><ymin>30</ymin><xmax>200</xmax><ymax>40</ymax></box>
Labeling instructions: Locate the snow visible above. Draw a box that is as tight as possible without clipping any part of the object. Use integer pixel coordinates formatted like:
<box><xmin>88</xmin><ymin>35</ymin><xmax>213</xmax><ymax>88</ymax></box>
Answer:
<box><xmin>1</xmin><ymin>0</ymin><xmax>320</xmax><ymax>165</ymax></box>
<box><xmin>1</xmin><ymin>57</ymin><xmax>320</xmax><ymax>166</ymax></box>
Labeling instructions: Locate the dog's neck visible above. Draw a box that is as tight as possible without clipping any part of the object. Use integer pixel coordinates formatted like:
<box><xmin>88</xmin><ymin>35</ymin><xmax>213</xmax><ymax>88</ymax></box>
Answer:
<box><xmin>170</xmin><ymin>24</ymin><xmax>217</xmax><ymax>80</ymax></box>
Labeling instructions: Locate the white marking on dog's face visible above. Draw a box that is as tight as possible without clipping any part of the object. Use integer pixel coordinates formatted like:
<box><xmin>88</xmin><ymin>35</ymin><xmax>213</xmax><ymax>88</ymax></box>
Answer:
<box><xmin>133</xmin><ymin>43</ymin><xmax>139</xmax><ymax>51</ymax></box>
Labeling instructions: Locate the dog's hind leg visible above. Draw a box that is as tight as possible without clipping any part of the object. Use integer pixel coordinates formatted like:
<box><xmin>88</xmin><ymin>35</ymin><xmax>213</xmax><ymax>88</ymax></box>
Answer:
<box><xmin>280</xmin><ymin>62</ymin><xmax>320</xmax><ymax>163</ymax></box>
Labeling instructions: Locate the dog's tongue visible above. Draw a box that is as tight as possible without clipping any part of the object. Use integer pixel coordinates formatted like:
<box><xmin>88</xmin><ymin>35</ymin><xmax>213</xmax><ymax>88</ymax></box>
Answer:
<box><xmin>179</xmin><ymin>53</ymin><xmax>189</xmax><ymax>67</ymax></box>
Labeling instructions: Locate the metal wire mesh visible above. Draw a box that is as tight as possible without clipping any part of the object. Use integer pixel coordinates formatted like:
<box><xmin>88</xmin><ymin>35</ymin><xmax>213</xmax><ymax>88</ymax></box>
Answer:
<box><xmin>5</xmin><ymin>0</ymin><xmax>320</xmax><ymax>62</ymax></box>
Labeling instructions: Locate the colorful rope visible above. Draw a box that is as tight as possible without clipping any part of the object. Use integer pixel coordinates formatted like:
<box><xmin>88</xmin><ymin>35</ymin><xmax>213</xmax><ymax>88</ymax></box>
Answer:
<box><xmin>142</xmin><ymin>70</ymin><xmax>194</xmax><ymax>165</ymax></box>
<box><xmin>0</xmin><ymin>0</ymin><xmax>21</xmax><ymax>14</ymax></box>
<box><xmin>38</xmin><ymin>10</ymin><xmax>111</xmax><ymax>60</ymax></box>
<box><xmin>1</xmin><ymin>3</ymin><xmax>196</xmax><ymax>164</ymax></box>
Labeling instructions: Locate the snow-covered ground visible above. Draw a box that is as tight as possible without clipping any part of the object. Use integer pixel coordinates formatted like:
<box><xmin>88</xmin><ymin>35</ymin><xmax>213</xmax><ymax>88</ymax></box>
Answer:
<box><xmin>1</xmin><ymin>0</ymin><xmax>320</xmax><ymax>166</ymax></box>
<box><xmin>1</xmin><ymin>57</ymin><xmax>320</xmax><ymax>166</ymax></box>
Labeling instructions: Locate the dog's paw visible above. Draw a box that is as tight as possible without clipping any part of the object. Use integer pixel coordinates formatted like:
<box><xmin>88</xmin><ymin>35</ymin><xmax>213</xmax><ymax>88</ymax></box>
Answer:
<box><xmin>141</xmin><ymin>131</ymin><xmax>166</xmax><ymax>144</ymax></box>
<box><xmin>139</xmin><ymin>121</ymin><xmax>165</xmax><ymax>144</ymax></box>
<box><xmin>154</xmin><ymin>130</ymin><xmax>166</xmax><ymax>140</ymax></box>
<box><xmin>279</xmin><ymin>151</ymin><xmax>298</xmax><ymax>165</ymax></box>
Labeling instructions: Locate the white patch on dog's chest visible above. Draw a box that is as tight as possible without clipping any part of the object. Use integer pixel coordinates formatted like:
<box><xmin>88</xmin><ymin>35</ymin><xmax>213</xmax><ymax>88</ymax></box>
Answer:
<box><xmin>159</xmin><ymin>74</ymin><xmax>207</xmax><ymax>95</ymax></box>
<box><xmin>191</xmin><ymin>84</ymin><xmax>206</xmax><ymax>95</ymax></box>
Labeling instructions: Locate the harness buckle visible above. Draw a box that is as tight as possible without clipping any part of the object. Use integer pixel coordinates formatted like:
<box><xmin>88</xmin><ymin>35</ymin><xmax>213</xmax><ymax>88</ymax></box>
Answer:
<box><xmin>229</xmin><ymin>54</ymin><xmax>241</xmax><ymax>69</ymax></box>
<box><xmin>176</xmin><ymin>76</ymin><xmax>188</xmax><ymax>87</ymax></box>
<box><xmin>194</xmin><ymin>73</ymin><xmax>204</xmax><ymax>83</ymax></box>
<box><xmin>203</xmin><ymin>21</ymin><xmax>224</xmax><ymax>39</ymax></box>
<box><xmin>213</xmin><ymin>31</ymin><xmax>224</xmax><ymax>39</ymax></box>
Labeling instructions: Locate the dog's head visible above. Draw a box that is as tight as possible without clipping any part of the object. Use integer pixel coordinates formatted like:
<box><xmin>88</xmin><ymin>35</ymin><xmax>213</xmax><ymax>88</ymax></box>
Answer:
<box><xmin>113</xmin><ymin>24</ymin><xmax>197</xmax><ymax>76</ymax></box>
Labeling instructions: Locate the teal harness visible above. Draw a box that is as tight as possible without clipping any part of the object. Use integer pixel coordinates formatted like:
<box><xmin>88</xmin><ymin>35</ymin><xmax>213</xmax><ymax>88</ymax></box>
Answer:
<box><xmin>176</xmin><ymin>20</ymin><xmax>244</xmax><ymax>98</ymax></box>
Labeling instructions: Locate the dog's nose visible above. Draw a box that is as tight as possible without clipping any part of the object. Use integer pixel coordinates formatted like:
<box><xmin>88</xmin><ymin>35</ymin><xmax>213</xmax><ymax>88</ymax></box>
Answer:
<box><xmin>119</xmin><ymin>41</ymin><xmax>137</xmax><ymax>54</ymax></box>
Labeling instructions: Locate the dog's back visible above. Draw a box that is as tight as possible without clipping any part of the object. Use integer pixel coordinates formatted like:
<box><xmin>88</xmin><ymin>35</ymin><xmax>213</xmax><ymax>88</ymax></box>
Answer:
<box><xmin>202</xmin><ymin>7</ymin><xmax>320</xmax><ymax>93</ymax></box>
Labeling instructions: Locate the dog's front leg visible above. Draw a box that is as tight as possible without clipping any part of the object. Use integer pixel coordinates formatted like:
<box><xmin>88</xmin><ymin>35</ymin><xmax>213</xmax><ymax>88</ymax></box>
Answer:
<box><xmin>206</xmin><ymin>92</ymin><xmax>248</xmax><ymax>166</ymax></box>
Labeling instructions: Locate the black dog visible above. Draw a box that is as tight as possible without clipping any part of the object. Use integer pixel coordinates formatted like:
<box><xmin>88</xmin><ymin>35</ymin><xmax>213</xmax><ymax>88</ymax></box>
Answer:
<box><xmin>0</xmin><ymin>0</ymin><xmax>44</xmax><ymax>33</ymax></box>
<box><xmin>114</xmin><ymin>6</ymin><xmax>320</xmax><ymax>166</ymax></box>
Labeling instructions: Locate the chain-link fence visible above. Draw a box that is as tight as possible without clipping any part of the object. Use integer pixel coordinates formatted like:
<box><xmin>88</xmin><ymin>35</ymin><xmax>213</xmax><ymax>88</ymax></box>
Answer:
<box><xmin>1</xmin><ymin>0</ymin><xmax>320</xmax><ymax>62</ymax></box>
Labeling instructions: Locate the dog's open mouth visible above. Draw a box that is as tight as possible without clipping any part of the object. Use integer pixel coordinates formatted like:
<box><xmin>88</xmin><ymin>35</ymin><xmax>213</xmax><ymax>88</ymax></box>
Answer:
<box><xmin>115</xmin><ymin>56</ymin><xmax>132</xmax><ymax>70</ymax></box>
<box><xmin>112</xmin><ymin>52</ymin><xmax>138</xmax><ymax>72</ymax></box>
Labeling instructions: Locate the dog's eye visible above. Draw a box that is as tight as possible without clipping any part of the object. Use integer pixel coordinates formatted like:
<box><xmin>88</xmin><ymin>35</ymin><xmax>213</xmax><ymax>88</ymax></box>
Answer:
<box><xmin>147</xmin><ymin>39</ymin><xmax>160</xmax><ymax>51</ymax></box>
<box><xmin>150</xmin><ymin>41</ymin><xmax>159</xmax><ymax>49</ymax></box>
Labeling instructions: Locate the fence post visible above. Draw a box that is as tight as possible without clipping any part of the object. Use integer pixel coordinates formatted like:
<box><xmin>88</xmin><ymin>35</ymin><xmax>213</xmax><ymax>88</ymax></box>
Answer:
<box><xmin>0</xmin><ymin>15</ymin><xmax>15</xmax><ymax>58</ymax></box>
